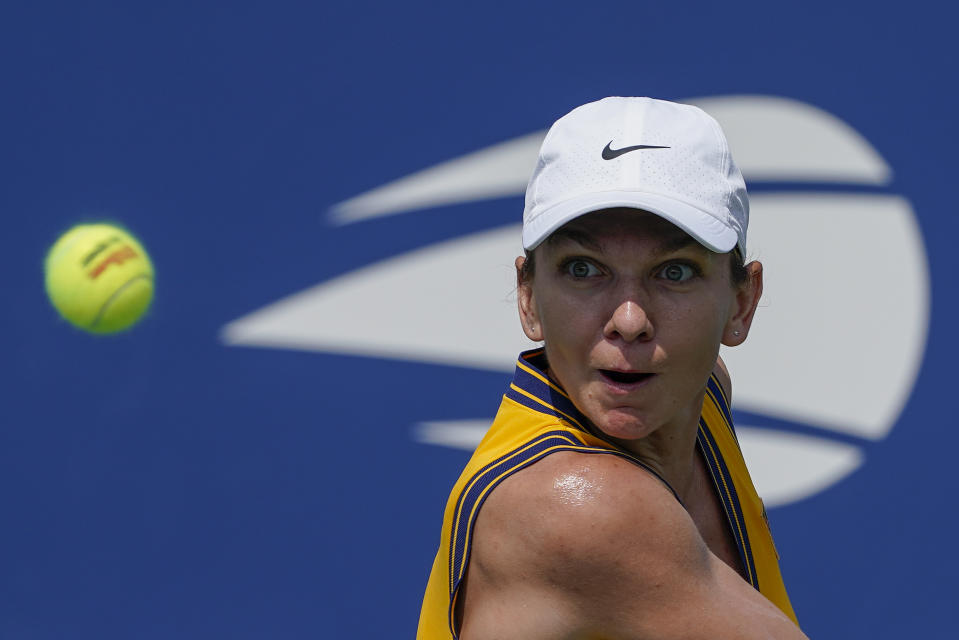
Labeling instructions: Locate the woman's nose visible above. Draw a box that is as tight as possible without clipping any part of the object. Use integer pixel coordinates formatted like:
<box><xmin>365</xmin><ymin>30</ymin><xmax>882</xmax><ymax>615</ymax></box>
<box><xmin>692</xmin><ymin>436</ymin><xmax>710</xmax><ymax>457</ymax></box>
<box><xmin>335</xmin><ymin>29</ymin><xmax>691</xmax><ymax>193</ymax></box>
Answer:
<box><xmin>604</xmin><ymin>299</ymin><xmax>654</xmax><ymax>343</ymax></box>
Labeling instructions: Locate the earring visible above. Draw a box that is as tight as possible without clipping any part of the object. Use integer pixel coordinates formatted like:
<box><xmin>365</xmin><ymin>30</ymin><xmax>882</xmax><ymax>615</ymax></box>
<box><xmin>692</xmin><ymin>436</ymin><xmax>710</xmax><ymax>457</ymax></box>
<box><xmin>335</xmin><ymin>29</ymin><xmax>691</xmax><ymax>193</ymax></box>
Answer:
<box><xmin>733</xmin><ymin>330</ymin><xmax>741</xmax><ymax>336</ymax></box>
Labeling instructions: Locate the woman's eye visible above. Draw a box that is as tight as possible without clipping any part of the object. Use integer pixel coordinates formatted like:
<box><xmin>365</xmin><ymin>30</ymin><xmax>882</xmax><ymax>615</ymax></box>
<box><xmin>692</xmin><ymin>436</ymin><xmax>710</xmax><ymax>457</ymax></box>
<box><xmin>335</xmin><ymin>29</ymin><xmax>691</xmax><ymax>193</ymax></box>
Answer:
<box><xmin>659</xmin><ymin>263</ymin><xmax>696</xmax><ymax>282</ymax></box>
<box><xmin>565</xmin><ymin>260</ymin><xmax>600</xmax><ymax>278</ymax></box>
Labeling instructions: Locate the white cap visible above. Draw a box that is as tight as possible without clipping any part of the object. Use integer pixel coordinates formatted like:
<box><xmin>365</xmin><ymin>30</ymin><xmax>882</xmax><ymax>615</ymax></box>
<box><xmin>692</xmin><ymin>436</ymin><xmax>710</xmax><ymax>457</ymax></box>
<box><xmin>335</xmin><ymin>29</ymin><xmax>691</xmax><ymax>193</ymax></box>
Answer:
<box><xmin>522</xmin><ymin>97</ymin><xmax>748</xmax><ymax>255</ymax></box>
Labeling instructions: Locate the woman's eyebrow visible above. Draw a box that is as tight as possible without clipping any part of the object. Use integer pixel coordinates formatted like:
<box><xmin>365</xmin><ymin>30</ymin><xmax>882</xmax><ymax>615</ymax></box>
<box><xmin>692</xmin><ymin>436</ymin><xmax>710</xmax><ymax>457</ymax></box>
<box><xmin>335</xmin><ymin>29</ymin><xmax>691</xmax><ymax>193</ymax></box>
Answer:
<box><xmin>547</xmin><ymin>226</ymin><xmax>703</xmax><ymax>256</ymax></box>
<box><xmin>546</xmin><ymin>228</ymin><xmax>603</xmax><ymax>252</ymax></box>
<box><xmin>655</xmin><ymin>234</ymin><xmax>701</xmax><ymax>255</ymax></box>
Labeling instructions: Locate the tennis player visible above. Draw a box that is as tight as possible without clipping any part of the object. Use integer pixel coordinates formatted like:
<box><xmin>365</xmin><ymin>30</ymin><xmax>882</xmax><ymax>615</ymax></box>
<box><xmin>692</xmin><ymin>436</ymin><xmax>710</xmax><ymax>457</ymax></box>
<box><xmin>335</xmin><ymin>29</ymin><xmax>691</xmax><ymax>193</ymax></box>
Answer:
<box><xmin>418</xmin><ymin>97</ymin><xmax>808</xmax><ymax>639</ymax></box>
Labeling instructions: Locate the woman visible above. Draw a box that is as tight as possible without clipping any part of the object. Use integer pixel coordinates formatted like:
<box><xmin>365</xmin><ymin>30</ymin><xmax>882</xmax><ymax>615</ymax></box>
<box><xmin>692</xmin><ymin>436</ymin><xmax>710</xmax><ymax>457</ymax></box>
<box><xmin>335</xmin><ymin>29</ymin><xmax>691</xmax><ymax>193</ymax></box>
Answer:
<box><xmin>418</xmin><ymin>97</ymin><xmax>808</xmax><ymax>639</ymax></box>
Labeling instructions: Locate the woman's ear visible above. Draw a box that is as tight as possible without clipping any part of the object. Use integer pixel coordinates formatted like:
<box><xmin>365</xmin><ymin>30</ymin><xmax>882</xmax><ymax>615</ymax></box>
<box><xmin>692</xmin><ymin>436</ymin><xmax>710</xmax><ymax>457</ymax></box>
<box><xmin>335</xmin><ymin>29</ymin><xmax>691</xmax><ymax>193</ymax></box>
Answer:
<box><xmin>722</xmin><ymin>260</ymin><xmax>763</xmax><ymax>346</ymax></box>
<box><xmin>516</xmin><ymin>256</ymin><xmax>543</xmax><ymax>342</ymax></box>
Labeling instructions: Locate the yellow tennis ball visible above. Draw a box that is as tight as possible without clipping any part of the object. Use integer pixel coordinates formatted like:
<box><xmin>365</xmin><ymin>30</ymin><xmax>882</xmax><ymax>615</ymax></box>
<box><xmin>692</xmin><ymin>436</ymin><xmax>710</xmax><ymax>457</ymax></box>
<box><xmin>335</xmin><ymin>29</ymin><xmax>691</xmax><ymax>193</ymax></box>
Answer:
<box><xmin>45</xmin><ymin>223</ymin><xmax>154</xmax><ymax>334</ymax></box>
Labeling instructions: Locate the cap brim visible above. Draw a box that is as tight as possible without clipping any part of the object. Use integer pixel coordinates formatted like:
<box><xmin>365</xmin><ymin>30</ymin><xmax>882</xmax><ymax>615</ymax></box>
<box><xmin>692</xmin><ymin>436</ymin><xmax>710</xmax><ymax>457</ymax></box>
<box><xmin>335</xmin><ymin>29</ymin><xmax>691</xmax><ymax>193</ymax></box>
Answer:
<box><xmin>523</xmin><ymin>190</ymin><xmax>739</xmax><ymax>253</ymax></box>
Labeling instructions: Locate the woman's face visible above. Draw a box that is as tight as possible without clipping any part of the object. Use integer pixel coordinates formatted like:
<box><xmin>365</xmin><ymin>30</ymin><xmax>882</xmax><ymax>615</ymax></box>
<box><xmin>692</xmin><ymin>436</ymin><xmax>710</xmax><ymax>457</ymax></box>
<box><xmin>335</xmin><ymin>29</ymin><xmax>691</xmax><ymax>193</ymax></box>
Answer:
<box><xmin>516</xmin><ymin>208</ymin><xmax>762</xmax><ymax>442</ymax></box>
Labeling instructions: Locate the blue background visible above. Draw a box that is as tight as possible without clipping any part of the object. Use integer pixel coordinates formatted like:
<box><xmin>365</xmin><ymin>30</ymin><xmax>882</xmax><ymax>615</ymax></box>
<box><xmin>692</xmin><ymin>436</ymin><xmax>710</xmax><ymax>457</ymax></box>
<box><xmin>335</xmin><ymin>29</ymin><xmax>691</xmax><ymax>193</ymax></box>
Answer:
<box><xmin>2</xmin><ymin>1</ymin><xmax>955</xmax><ymax>637</ymax></box>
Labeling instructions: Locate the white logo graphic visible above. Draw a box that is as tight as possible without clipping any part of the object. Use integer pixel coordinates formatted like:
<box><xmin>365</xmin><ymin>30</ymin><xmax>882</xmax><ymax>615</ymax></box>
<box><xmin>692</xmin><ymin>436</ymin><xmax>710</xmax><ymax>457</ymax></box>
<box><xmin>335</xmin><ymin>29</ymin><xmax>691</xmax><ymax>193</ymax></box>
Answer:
<box><xmin>221</xmin><ymin>96</ymin><xmax>929</xmax><ymax>507</ymax></box>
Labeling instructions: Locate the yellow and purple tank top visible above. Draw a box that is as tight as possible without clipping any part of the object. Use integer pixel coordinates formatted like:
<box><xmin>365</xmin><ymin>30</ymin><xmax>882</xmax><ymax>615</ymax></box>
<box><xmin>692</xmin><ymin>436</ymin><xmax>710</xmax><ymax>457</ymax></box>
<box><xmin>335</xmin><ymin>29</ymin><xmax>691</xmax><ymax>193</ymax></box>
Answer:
<box><xmin>417</xmin><ymin>348</ymin><xmax>798</xmax><ymax>639</ymax></box>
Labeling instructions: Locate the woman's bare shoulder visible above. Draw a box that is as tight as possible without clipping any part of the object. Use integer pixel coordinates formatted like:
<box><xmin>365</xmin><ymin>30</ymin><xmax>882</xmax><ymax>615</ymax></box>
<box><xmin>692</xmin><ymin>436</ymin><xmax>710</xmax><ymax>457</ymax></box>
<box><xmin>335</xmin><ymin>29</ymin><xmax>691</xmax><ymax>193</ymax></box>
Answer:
<box><xmin>459</xmin><ymin>449</ymin><xmax>809</xmax><ymax>640</ymax></box>
<box><xmin>470</xmin><ymin>450</ymin><xmax>704</xmax><ymax>583</ymax></box>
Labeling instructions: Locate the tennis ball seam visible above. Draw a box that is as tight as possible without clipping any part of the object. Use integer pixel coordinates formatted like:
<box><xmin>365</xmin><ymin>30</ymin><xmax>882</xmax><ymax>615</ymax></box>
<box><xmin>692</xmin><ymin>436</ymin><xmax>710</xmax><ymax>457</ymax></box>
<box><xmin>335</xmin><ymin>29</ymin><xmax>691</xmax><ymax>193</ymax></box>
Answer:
<box><xmin>89</xmin><ymin>273</ymin><xmax>153</xmax><ymax>330</ymax></box>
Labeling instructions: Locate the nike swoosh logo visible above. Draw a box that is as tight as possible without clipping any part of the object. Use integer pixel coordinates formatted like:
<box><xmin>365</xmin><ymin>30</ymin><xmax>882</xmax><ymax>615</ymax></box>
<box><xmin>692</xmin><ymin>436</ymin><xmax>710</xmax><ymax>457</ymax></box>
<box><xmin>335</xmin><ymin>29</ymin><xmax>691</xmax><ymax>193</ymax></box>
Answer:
<box><xmin>601</xmin><ymin>141</ymin><xmax>671</xmax><ymax>160</ymax></box>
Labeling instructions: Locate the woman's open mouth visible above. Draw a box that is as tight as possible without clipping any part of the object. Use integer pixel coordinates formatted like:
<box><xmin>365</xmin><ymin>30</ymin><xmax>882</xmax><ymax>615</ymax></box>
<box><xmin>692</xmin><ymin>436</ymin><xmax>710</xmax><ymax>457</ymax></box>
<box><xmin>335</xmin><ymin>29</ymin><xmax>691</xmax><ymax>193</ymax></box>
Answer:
<box><xmin>599</xmin><ymin>370</ymin><xmax>654</xmax><ymax>385</ymax></box>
